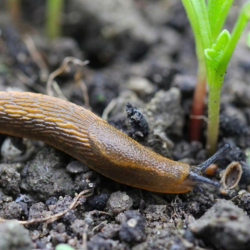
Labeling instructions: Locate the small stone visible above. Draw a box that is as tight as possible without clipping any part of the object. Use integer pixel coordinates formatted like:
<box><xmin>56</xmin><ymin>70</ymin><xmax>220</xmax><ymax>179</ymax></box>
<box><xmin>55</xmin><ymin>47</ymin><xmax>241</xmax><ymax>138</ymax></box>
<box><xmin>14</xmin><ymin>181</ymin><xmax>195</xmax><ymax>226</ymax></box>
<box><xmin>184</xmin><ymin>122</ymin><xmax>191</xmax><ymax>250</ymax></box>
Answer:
<box><xmin>107</xmin><ymin>191</ymin><xmax>133</xmax><ymax>214</ymax></box>
<box><xmin>66</xmin><ymin>161</ymin><xmax>90</xmax><ymax>174</ymax></box>
<box><xmin>101</xmin><ymin>224</ymin><xmax>120</xmax><ymax>239</ymax></box>
<box><xmin>190</xmin><ymin>199</ymin><xmax>250</xmax><ymax>250</ymax></box>
<box><xmin>70</xmin><ymin>219</ymin><xmax>86</xmax><ymax>236</ymax></box>
<box><xmin>127</xmin><ymin>218</ymin><xmax>137</xmax><ymax>228</ymax></box>
<box><xmin>87</xmin><ymin>193</ymin><xmax>109</xmax><ymax>210</ymax></box>
<box><xmin>1</xmin><ymin>137</ymin><xmax>35</xmax><ymax>162</ymax></box>
<box><xmin>119</xmin><ymin>210</ymin><xmax>146</xmax><ymax>244</ymax></box>
<box><xmin>0</xmin><ymin>163</ymin><xmax>21</xmax><ymax>197</ymax></box>
<box><xmin>0</xmin><ymin>221</ymin><xmax>32</xmax><ymax>250</ymax></box>
<box><xmin>0</xmin><ymin>201</ymin><xmax>26</xmax><ymax>219</ymax></box>
<box><xmin>127</xmin><ymin>76</ymin><xmax>156</xmax><ymax>95</ymax></box>
<box><xmin>122</xmin><ymin>195</ymin><xmax>129</xmax><ymax>201</ymax></box>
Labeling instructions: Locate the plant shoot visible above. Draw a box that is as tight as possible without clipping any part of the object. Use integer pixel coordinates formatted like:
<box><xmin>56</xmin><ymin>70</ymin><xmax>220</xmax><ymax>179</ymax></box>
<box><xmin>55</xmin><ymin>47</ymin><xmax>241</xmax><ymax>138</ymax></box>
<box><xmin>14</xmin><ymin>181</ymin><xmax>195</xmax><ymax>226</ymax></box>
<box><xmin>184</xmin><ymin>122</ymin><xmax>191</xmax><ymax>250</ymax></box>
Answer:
<box><xmin>182</xmin><ymin>0</ymin><xmax>250</xmax><ymax>155</ymax></box>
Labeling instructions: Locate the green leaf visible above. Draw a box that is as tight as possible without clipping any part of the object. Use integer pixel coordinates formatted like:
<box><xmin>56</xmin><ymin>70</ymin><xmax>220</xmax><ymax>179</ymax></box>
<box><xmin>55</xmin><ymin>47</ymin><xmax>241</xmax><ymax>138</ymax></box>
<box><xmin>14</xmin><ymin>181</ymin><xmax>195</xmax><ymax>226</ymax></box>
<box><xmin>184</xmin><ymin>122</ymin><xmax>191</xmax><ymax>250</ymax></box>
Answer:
<box><xmin>55</xmin><ymin>244</ymin><xmax>75</xmax><ymax>250</ymax></box>
<box><xmin>247</xmin><ymin>31</ymin><xmax>250</xmax><ymax>47</ymax></box>
<box><xmin>204</xmin><ymin>29</ymin><xmax>231</xmax><ymax>65</ymax></box>
<box><xmin>208</xmin><ymin>0</ymin><xmax>234</xmax><ymax>42</ymax></box>
<box><xmin>242</xmin><ymin>2</ymin><xmax>250</xmax><ymax>19</ymax></box>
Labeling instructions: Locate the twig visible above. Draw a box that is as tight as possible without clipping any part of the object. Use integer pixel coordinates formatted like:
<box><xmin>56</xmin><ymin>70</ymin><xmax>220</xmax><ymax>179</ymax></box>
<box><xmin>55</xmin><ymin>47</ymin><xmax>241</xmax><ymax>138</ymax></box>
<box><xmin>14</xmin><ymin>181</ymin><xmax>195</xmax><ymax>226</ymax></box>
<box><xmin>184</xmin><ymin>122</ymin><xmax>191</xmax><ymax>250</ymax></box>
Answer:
<box><xmin>89</xmin><ymin>210</ymin><xmax>112</xmax><ymax>216</ymax></box>
<box><xmin>92</xmin><ymin>221</ymin><xmax>107</xmax><ymax>232</ymax></box>
<box><xmin>74</xmin><ymin>67</ymin><xmax>90</xmax><ymax>110</ymax></box>
<box><xmin>0</xmin><ymin>189</ymin><xmax>92</xmax><ymax>225</ymax></box>
<box><xmin>82</xmin><ymin>224</ymin><xmax>88</xmax><ymax>250</ymax></box>
<box><xmin>102</xmin><ymin>98</ymin><xmax>117</xmax><ymax>120</ymax></box>
<box><xmin>23</xmin><ymin>35</ymin><xmax>49</xmax><ymax>82</ymax></box>
<box><xmin>46</xmin><ymin>57</ymin><xmax>90</xmax><ymax>107</ymax></box>
<box><xmin>16</xmin><ymin>70</ymin><xmax>46</xmax><ymax>93</ymax></box>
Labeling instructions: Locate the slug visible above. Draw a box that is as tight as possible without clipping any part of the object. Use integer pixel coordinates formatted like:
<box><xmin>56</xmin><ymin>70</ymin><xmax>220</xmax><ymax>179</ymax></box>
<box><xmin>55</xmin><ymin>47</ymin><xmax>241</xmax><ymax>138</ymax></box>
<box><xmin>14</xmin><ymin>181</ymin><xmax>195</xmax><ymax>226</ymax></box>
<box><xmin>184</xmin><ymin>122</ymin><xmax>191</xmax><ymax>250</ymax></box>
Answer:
<box><xmin>0</xmin><ymin>91</ymin><xmax>229</xmax><ymax>193</ymax></box>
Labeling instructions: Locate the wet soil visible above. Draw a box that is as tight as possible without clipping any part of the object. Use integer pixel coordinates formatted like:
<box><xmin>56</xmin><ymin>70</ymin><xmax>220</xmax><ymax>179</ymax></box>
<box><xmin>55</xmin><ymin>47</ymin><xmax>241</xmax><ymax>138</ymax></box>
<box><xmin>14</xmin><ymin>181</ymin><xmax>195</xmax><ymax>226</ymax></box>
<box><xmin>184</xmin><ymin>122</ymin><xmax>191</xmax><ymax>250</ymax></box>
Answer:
<box><xmin>1</xmin><ymin>1</ymin><xmax>250</xmax><ymax>250</ymax></box>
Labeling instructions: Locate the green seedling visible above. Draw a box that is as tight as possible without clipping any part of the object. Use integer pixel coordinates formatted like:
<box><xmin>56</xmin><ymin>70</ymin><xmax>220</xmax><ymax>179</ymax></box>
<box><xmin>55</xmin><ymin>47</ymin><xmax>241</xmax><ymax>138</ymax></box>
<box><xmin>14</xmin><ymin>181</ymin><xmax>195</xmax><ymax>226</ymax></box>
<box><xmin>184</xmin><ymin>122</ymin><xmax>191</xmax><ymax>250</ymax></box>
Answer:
<box><xmin>46</xmin><ymin>0</ymin><xmax>64</xmax><ymax>40</ymax></box>
<box><xmin>55</xmin><ymin>244</ymin><xmax>75</xmax><ymax>250</ymax></box>
<box><xmin>182</xmin><ymin>0</ymin><xmax>250</xmax><ymax>155</ymax></box>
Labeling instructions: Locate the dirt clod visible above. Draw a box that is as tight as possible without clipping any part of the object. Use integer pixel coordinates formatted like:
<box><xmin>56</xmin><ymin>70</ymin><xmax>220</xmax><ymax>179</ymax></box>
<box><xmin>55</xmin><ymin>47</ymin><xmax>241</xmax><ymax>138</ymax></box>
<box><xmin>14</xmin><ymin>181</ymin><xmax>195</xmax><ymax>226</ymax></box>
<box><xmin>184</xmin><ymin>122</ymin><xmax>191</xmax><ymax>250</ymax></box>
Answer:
<box><xmin>0</xmin><ymin>201</ymin><xmax>27</xmax><ymax>219</ymax></box>
<box><xmin>29</xmin><ymin>202</ymin><xmax>51</xmax><ymax>221</ymax></box>
<box><xmin>119</xmin><ymin>210</ymin><xmax>146</xmax><ymax>244</ymax></box>
<box><xmin>101</xmin><ymin>223</ymin><xmax>120</xmax><ymax>239</ymax></box>
<box><xmin>86</xmin><ymin>193</ymin><xmax>109</xmax><ymax>211</ymax></box>
<box><xmin>0</xmin><ymin>220</ymin><xmax>32</xmax><ymax>250</ymax></box>
<box><xmin>70</xmin><ymin>219</ymin><xmax>86</xmax><ymax>237</ymax></box>
<box><xmin>126</xmin><ymin>102</ymin><xmax>149</xmax><ymax>138</ymax></box>
<box><xmin>0</xmin><ymin>163</ymin><xmax>21</xmax><ymax>197</ymax></box>
<box><xmin>20</xmin><ymin>147</ymin><xmax>73</xmax><ymax>200</ymax></box>
<box><xmin>190</xmin><ymin>199</ymin><xmax>250</xmax><ymax>250</ymax></box>
<box><xmin>48</xmin><ymin>196</ymin><xmax>78</xmax><ymax>223</ymax></box>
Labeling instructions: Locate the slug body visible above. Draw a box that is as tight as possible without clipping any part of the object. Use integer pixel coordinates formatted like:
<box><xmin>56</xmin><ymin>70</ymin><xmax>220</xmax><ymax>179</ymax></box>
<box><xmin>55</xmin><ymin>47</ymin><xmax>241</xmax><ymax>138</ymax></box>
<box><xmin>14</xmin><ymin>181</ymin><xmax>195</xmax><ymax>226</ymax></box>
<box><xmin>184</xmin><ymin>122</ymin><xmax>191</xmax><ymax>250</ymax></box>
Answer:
<box><xmin>0</xmin><ymin>92</ymin><xmax>215</xmax><ymax>193</ymax></box>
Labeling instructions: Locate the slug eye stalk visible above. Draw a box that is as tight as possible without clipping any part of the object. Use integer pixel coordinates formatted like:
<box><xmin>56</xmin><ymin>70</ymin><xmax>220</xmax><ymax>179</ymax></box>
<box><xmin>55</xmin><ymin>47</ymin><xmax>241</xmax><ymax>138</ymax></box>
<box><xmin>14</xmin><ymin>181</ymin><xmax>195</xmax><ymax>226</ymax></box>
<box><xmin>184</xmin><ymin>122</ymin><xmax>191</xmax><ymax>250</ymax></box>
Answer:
<box><xmin>188</xmin><ymin>144</ymin><xmax>230</xmax><ymax>188</ymax></box>
<box><xmin>197</xmin><ymin>144</ymin><xmax>230</xmax><ymax>173</ymax></box>
<box><xmin>188</xmin><ymin>172</ymin><xmax>220</xmax><ymax>187</ymax></box>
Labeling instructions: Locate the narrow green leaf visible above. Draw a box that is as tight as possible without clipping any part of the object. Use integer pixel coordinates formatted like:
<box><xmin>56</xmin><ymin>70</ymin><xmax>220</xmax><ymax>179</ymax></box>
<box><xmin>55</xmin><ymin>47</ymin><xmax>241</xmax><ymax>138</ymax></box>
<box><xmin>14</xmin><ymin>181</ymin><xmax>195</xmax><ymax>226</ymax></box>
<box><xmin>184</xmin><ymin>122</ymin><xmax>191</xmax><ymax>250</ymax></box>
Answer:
<box><xmin>242</xmin><ymin>2</ymin><xmax>250</xmax><ymax>19</ymax></box>
<box><xmin>46</xmin><ymin>0</ymin><xmax>64</xmax><ymax>39</ymax></box>
<box><xmin>204</xmin><ymin>30</ymin><xmax>231</xmax><ymax>64</ymax></box>
<box><xmin>183</xmin><ymin>0</ymin><xmax>212</xmax><ymax>50</ymax></box>
<box><xmin>208</xmin><ymin>0</ymin><xmax>234</xmax><ymax>42</ymax></box>
<box><xmin>219</xmin><ymin>1</ymin><xmax>250</xmax><ymax>71</ymax></box>
<box><xmin>204</xmin><ymin>49</ymin><xmax>217</xmax><ymax>61</ymax></box>
<box><xmin>247</xmin><ymin>31</ymin><xmax>250</xmax><ymax>47</ymax></box>
<box><xmin>215</xmin><ymin>30</ymin><xmax>231</xmax><ymax>48</ymax></box>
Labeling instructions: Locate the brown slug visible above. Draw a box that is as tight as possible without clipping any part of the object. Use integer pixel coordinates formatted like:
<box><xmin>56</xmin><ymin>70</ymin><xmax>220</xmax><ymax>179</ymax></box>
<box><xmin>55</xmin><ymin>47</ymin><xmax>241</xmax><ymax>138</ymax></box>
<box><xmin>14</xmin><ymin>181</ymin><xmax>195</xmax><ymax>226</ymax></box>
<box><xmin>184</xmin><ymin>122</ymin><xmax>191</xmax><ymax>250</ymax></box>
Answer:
<box><xmin>0</xmin><ymin>92</ymin><xmax>229</xmax><ymax>193</ymax></box>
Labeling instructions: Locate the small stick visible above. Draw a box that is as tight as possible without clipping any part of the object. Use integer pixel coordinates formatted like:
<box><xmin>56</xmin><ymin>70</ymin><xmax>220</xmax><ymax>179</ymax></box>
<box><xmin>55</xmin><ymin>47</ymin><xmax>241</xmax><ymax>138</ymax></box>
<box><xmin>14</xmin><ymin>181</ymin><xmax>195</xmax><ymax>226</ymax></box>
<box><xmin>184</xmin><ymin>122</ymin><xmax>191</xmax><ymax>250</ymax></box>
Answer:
<box><xmin>46</xmin><ymin>57</ymin><xmax>89</xmax><ymax>106</ymax></box>
<box><xmin>102</xmin><ymin>98</ymin><xmax>117</xmax><ymax>120</ymax></box>
<box><xmin>23</xmin><ymin>35</ymin><xmax>49</xmax><ymax>82</ymax></box>
<box><xmin>0</xmin><ymin>189</ymin><xmax>92</xmax><ymax>225</ymax></box>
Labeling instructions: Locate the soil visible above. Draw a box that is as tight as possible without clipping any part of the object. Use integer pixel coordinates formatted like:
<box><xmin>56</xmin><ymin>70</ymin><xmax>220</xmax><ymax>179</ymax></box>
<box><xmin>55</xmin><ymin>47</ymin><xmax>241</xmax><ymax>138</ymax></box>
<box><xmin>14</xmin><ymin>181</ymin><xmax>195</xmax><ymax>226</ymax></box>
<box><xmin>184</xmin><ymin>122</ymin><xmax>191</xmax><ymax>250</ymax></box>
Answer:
<box><xmin>0</xmin><ymin>1</ymin><xmax>250</xmax><ymax>250</ymax></box>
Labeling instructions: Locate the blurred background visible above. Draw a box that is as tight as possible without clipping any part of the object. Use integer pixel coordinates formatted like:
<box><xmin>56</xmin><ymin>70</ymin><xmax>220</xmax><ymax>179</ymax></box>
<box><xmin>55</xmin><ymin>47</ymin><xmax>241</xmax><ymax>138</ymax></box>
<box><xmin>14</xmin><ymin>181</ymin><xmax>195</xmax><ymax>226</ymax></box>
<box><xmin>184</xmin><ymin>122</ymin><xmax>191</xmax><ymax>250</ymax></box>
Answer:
<box><xmin>0</xmin><ymin>0</ymin><xmax>249</xmax><ymax>114</ymax></box>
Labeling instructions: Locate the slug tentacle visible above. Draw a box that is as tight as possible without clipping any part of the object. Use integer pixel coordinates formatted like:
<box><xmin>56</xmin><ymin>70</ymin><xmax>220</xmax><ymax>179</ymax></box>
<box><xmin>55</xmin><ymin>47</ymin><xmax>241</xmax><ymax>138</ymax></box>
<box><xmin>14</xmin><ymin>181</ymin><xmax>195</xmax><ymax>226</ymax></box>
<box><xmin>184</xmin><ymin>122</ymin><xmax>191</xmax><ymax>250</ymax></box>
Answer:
<box><xmin>196</xmin><ymin>144</ymin><xmax>230</xmax><ymax>173</ymax></box>
<box><xmin>187</xmin><ymin>144</ymin><xmax>230</xmax><ymax>189</ymax></box>
<box><xmin>188</xmin><ymin>172</ymin><xmax>220</xmax><ymax>187</ymax></box>
<box><xmin>0</xmin><ymin>91</ymin><xmax>229</xmax><ymax>193</ymax></box>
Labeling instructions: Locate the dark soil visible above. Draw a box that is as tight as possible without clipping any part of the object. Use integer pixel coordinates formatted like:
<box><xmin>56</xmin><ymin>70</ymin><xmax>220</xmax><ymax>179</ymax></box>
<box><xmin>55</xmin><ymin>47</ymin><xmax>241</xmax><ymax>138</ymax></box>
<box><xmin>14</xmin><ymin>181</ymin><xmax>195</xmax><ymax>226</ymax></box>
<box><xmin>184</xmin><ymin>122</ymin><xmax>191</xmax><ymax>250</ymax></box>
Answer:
<box><xmin>1</xmin><ymin>1</ymin><xmax>250</xmax><ymax>250</ymax></box>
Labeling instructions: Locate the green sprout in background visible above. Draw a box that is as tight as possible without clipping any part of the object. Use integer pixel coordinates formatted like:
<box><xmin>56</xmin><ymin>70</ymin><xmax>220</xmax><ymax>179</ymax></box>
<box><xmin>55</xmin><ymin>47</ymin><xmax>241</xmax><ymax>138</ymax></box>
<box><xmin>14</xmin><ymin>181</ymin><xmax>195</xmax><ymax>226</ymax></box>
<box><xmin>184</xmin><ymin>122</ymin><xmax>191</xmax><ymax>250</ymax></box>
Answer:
<box><xmin>182</xmin><ymin>0</ymin><xmax>250</xmax><ymax>155</ymax></box>
<box><xmin>248</xmin><ymin>30</ymin><xmax>250</xmax><ymax>46</ymax></box>
<box><xmin>55</xmin><ymin>244</ymin><xmax>75</xmax><ymax>250</ymax></box>
<box><xmin>46</xmin><ymin>0</ymin><xmax>64</xmax><ymax>40</ymax></box>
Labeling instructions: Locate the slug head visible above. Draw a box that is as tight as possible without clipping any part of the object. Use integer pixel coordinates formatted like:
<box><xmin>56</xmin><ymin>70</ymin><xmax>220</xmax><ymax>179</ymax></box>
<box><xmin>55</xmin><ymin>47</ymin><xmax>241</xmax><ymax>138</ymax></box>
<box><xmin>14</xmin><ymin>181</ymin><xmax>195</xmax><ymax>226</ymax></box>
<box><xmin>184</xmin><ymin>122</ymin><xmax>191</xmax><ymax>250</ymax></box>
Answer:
<box><xmin>188</xmin><ymin>144</ymin><xmax>230</xmax><ymax>192</ymax></box>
